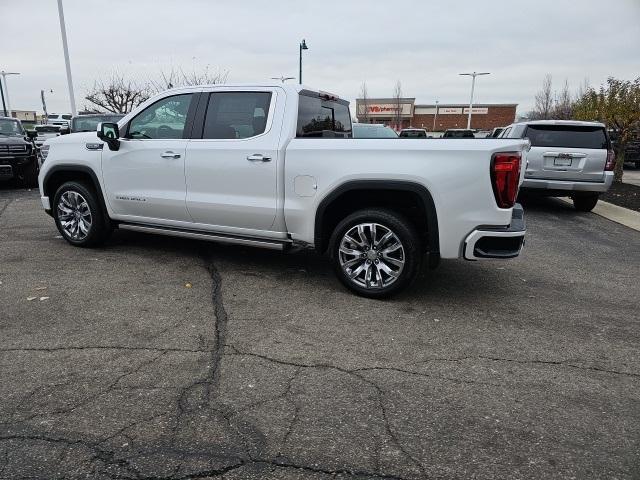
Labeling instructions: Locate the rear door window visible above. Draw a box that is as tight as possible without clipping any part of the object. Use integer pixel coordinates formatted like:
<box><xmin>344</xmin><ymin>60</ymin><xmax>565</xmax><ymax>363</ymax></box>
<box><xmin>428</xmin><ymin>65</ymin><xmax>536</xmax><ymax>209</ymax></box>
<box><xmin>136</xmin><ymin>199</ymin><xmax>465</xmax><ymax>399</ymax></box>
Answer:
<box><xmin>202</xmin><ymin>91</ymin><xmax>272</xmax><ymax>139</ymax></box>
<box><xmin>297</xmin><ymin>93</ymin><xmax>352</xmax><ymax>138</ymax></box>
<box><xmin>525</xmin><ymin>125</ymin><xmax>608</xmax><ymax>149</ymax></box>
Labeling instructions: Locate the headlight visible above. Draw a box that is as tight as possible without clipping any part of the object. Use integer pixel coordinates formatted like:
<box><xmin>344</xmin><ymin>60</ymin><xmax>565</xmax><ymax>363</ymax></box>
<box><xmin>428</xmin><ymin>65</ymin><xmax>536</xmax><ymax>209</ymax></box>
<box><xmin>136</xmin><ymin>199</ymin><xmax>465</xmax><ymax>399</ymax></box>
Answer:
<box><xmin>40</xmin><ymin>144</ymin><xmax>50</xmax><ymax>162</ymax></box>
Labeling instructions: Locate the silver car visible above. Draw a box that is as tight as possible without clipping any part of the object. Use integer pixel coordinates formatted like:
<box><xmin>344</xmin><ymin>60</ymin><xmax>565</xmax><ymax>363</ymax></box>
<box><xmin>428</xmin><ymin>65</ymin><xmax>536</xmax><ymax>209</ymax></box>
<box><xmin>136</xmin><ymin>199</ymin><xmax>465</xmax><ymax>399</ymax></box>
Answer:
<box><xmin>501</xmin><ymin>120</ymin><xmax>614</xmax><ymax>211</ymax></box>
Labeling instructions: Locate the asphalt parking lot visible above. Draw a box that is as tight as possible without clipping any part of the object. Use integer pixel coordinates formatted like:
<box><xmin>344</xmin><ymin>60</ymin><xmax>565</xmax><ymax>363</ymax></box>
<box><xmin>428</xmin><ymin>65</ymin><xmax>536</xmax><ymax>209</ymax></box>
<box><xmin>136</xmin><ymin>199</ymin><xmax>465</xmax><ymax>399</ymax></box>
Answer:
<box><xmin>1</xmin><ymin>186</ymin><xmax>638</xmax><ymax>480</ymax></box>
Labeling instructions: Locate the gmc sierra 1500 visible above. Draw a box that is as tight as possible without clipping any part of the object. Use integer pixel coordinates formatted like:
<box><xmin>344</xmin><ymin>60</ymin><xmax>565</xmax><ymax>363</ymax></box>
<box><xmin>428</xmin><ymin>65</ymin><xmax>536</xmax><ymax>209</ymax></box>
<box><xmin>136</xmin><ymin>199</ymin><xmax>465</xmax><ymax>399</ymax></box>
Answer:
<box><xmin>38</xmin><ymin>83</ymin><xmax>528</xmax><ymax>297</ymax></box>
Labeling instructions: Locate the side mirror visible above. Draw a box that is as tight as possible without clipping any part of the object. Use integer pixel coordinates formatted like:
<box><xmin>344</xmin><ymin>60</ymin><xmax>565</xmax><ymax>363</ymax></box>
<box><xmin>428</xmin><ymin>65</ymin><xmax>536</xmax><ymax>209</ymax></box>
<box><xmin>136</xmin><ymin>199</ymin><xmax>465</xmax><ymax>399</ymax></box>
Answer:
<box><xmin>97</xmin><ymin>122</ymin><xmax>120</xmax><ymax>151</ymax></box>
<box><xmin>26</xmin><ymin>130</ymin><xmax>38</xmax><ymax>139</ymax></box>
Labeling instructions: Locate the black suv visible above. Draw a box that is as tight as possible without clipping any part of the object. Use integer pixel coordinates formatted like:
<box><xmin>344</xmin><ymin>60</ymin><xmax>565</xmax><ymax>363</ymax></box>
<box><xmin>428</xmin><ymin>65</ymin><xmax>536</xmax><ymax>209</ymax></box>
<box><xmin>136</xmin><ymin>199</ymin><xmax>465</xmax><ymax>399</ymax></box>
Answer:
<box><xmin>0</xmin><ymin>117</ymin><xmax>38</xmax><ymax>187</ymax></box>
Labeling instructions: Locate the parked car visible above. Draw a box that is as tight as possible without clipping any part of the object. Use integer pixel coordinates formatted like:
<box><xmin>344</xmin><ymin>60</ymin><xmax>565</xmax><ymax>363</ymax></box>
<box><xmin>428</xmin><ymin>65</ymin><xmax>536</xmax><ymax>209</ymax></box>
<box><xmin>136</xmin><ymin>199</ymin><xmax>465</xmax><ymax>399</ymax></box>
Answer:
<box><xmin>399</xmin><ymin>128</ymin><xmax>428</xmax><ymax>138</ymax></box>
<box><xmin>609</xmin><ymin>128</ymin><xmax>640</xmax><ymax>169</ymax></box>
<box><xmin>34</xmin><ymin>124</ymin><xmax>63</xmax><ymax>150</ymax></box>
<box><xmin>0</xmin><ymin>116</ymin><xmax>39</xmax><ymax>186</ymax></box>
<box><xmin>443</xmin><ymin>129</ymin><xmax>475</xmax><ymax>138</ymax></box>
<box><xmin>352</xmin><ymin>123</ymin><xmax>398</xmax><ymax>138</ymax></box>
<box><xmin>38</xmin><ymin>83</ymin><xmax>528</xmax><ymax>298</ymax></box>
<box><xmin>70</xmin><ymin>114</ymin><xmax>125</xmax><ymax>133</ymax></box>
<box><xmin>487</xmin><ymin>127</ymin><xmax>505</xmax><ymax>138</ymax></box>
<box><xmin>46</xmin><ymin>113</ymin><xmax>72</xmax><ymax>129</ymax></box>
<box><xmin>501</xmin><ymin>120</ymin><xmax>614</xmax><ymax>211</ymax></box>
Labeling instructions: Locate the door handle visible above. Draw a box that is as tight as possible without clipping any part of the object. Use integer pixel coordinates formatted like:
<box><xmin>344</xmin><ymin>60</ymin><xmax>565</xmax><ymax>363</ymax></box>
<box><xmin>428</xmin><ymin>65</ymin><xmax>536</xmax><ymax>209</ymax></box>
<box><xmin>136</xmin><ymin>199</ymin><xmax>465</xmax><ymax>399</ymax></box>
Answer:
<box><xmin>247</xmin><ymin>154</ymin><xmax>271</xmax><ymax>162</ymax></box>
<box><xmin>161</xmin><ymin>151</ymin><xmax>181</xmax><ymax>159</ymax></box>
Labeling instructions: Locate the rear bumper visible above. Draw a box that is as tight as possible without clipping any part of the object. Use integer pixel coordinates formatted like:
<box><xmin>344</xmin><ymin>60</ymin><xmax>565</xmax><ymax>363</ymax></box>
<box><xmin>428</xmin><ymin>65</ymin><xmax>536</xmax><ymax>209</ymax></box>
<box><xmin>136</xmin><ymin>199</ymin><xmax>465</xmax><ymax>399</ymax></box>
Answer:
<box><xmin>463</xmin><ymin>204</ymin><xmax>526</xmax><ymax>260</ymax></box>
<box><xmin>522</xmin><ymin>172</ymin><xmax>613</xmax><ymax>193</ymax></box>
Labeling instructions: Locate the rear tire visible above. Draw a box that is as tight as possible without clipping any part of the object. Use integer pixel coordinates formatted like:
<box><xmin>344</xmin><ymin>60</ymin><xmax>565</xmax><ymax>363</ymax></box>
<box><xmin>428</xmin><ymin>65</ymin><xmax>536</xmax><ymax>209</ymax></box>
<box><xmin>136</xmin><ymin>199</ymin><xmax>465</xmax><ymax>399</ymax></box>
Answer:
<box><xmin>572</xmin><ymin>193</ymin><xmax>599</xmax><ymax>212</ymax></box>
<box><xmin>329</xmin><ymin>209</ymin><xmax>422</xmax><ymax>298</ymax></box>
<box><xmin>53</xmin><ymin>181</ymin><xmax>111</xmax><ymax>247</ymax></box>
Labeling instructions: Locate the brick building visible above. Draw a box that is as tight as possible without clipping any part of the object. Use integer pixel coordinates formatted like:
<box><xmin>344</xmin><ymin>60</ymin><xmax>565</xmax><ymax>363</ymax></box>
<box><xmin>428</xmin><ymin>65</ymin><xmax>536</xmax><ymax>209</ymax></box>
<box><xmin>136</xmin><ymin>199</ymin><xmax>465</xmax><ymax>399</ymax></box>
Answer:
<box><xmin>355</xmin><ymin>98</ymin><xmax>517</xmax><ymax>132</ymax></box>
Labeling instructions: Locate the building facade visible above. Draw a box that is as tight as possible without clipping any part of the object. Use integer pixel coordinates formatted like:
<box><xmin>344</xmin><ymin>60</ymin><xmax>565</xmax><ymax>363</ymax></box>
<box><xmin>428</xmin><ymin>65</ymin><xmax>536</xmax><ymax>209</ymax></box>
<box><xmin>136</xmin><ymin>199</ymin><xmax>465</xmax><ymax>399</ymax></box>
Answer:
<box><xmin>356</xmin><ymin>98</ymin><xmax>517</xmax><ymax>131</ymax></box>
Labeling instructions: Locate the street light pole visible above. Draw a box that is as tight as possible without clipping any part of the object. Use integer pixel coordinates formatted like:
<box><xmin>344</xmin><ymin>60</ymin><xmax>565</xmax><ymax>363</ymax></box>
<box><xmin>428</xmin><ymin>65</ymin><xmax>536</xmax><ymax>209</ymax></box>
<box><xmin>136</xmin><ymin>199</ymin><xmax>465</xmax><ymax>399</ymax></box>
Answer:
<box><xmin>298</xmin><ymin>39</ymin><xmax>308</xmax><ymax>85</ymax></box>
<box><xmin>432</xmin><ymin>100</ymin><xmax>439</xmax><ymax>132</ymax></box>
<box><xmin>0</xmin><ymin>71</ymin><xmax>20</xmax><ymax>117</ymax></box>
<box><xmin>459</xmin><ymin>72</ymin><xmax>490</xmax><ymax>129</ymax></box>
<box><xmin>57</xmin><ymin>0</ymin><xmax>77</xmax><ymax>116</ymax></box>
<box><xmin>0</xmin><ymin>78</ymin><xmax>6</xmax><ymax>117</ymax></box>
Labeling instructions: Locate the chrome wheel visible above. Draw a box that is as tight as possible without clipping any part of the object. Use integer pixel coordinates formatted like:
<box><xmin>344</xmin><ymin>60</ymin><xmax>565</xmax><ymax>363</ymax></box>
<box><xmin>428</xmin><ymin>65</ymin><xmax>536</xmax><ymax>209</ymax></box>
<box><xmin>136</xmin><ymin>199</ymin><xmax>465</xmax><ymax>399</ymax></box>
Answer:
<box><xmin>338</xmin><ymin>223</ymin><xmax>405</xmax><ymax>289</ymax></box>
<box><xmin>57</xmin><ymin>191</ymin><xmax>92</xmax><ymax>241</ymax></box>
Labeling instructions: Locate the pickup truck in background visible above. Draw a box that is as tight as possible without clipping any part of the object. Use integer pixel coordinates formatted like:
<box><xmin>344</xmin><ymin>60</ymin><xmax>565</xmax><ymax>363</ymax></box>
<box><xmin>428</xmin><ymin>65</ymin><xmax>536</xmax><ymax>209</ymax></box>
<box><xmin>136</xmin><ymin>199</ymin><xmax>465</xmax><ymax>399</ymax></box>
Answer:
<box><xmin>38</xmin><ymin>84</ymin><xmax>528</xmax><ymax>297</ymax></box>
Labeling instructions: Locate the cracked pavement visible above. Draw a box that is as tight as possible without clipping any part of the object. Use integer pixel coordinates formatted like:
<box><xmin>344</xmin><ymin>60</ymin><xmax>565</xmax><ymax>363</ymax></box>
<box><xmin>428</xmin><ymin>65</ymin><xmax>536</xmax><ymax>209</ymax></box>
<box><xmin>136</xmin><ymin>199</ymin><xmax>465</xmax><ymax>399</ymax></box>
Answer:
<box><xmin>0</xmin><ymin>187</ymin><xmax>639</xmax><ymax>479</ymax></box>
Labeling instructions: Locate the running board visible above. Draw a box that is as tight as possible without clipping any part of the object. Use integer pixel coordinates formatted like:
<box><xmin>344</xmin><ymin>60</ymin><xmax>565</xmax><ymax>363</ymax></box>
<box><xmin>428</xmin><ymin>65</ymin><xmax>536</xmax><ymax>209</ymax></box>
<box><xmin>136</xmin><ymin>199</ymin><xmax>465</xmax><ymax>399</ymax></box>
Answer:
<box><xmin>118</xmin><ymin>223</ymin><xmax>288</xmax><ymax>251</ymax></box>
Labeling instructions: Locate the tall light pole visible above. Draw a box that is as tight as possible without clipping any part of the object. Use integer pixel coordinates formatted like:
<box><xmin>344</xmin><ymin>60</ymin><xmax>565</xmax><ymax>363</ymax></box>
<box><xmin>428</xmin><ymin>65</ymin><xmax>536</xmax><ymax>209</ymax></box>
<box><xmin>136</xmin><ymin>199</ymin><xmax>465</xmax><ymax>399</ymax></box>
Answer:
<box><xmin>0</xmin><ymin>71</ymin><xmax>20</xmax><ymax>117</ymax></box>
<box><xmin>57</xmin><ymin>0</ymin><xmax>77</xmax><ymax>116</ymax></box>
<box><xmin>432</xmin><ymin>100</ymin><xmax>439</xmax><ymax>132</ymax></box>
<box><xmin>459</xmin><ymin>72</ymin><xmax>490</xmax><ymax>129</ymax></box>
<box><xmin>298</xmin><ymin>39</ymin><xmax>308</xmax><ymax>85</ymax></box>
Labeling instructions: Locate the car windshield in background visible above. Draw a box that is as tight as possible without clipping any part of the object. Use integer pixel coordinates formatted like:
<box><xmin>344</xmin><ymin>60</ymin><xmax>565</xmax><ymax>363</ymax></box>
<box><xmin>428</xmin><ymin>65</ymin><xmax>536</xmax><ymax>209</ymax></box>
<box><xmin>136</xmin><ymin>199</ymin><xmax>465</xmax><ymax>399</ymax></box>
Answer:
<box><xmin>353</xmin><ymin>124</ymin><xmax>398</xmax><ymax>138</ymax></box>
<box><xmin>526</xmin><ymin>125</ymin><xmax>608</xmax><ymax>149</ymax></box>
<box><xmin>443</xmin><ymin>130</ymin><xmax>475</xmax><ymax>138</ymax></box>
<box><xmin>297</xmin><ymin>94</ymin><xmax>352</xmax><ymax>138</ymax></box>
<box><xmin>35</xmin><ymin>125</ymin><xmax>62</xmax><ymax>133</ymax></box>
<box><xmin>399</xmin><ymin>130</ymin><xmax>426</xmax><ymax>138</ymax></box>
<box><xmin>71</xmin><ymin>115</ymin><xmax>123</xmax><ymax>132</ymax></box>
<box><xmin>0</xmin><ymin>119</ymin><xmax>23</xmax><ymax>136</ymax></box>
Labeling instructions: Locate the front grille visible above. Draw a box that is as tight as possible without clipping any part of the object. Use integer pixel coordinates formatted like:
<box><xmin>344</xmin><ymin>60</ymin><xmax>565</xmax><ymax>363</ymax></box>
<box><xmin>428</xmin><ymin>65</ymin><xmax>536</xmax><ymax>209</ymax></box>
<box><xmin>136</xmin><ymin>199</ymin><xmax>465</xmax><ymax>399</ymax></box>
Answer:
<box><xmin>0</xmin><ymin>144</ymin><xmax>29</xmax><ymax>156</ymax></box>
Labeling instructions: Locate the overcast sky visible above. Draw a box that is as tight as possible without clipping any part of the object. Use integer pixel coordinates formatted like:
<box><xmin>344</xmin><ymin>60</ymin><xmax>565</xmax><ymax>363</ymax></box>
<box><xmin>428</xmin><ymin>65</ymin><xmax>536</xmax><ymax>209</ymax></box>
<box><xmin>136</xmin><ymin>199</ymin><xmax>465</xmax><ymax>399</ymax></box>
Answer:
<box><xmin>2</xmin><ymin>0</ymin><xmax>639</xmax><ymax>116</ymax></box>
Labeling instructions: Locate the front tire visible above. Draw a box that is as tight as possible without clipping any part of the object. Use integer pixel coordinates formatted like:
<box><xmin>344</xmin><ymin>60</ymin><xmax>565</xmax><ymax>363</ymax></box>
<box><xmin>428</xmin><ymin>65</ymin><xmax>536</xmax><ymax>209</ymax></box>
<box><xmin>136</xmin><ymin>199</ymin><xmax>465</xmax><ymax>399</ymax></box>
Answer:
<box><xmin>17</xmin><ymin>160</ymin><xmax>38</xmax><ymax>188</ymax></box>
<box><xmin>53</xmin><ymin>181</ymin><xmax>111</xmax><ymax>247</ymax></box>
<box><xmin>572</xmin><ymin>193</ymin><xmax>599</xmax><ymax>212</ymax></box>
<box><xmin>329</xmin><ymin>209</ymin><xmax>421</xmax><ymax>298</ymax></box>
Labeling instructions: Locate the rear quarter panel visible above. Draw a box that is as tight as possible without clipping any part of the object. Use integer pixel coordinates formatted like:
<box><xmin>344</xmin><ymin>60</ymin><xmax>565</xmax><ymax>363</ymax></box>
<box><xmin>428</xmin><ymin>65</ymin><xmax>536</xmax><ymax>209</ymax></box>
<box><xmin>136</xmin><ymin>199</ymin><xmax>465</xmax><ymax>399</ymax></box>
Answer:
<box><xmin>284</xmin><ymin>138</ymin><xmax>528</xmax><ymax>258</ymax></box>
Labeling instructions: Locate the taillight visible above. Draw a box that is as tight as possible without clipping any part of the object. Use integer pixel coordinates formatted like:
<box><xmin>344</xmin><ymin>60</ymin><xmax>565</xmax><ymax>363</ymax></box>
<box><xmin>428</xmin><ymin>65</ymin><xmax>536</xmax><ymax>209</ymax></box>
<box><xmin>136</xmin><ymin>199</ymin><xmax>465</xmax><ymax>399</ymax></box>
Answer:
<box><xmin>491</xmin><ymin>152</ymin><xmax>521</xmax><ymax>209</ymax></box>
<box><xmin>605</xmin><ymin>150</ymin><xmax>616</xmax><ymax>171</ymax></box>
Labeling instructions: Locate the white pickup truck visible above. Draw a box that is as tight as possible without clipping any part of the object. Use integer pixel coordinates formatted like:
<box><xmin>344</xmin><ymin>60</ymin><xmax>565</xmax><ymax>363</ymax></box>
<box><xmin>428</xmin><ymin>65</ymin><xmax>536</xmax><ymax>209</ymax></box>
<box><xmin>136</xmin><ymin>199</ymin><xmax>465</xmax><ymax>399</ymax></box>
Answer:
<box><xmin>38</xmin><ymin>83</ymin><xmax>528</xmax><ymax>297</ymax></box>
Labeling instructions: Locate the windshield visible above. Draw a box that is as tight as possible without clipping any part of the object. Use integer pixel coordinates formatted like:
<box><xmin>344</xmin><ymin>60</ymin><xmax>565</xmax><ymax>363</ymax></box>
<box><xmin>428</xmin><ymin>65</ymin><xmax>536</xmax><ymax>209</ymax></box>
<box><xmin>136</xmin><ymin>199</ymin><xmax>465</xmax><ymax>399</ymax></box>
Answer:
<box><xmin>35</xmin><ymin>125</ymin><xmax>62</xmax><ymax>134</ymax></box>
<box><xmin>525</xmin><ymin>125</ymin><xmax>608</xmax><ymax>149</ymax></box>
<box><xmin>400</xmin><ymin>130</ymin><xmax>426</xmax><ymax>138</ymax></box>
<box><xmin>71</xmin><ymin>115</ymin><xmax>123</xmax><ymax>132</ymax></box>
<box><xmin>444</xmin><ymin>130</ymin><xmax>475</xmax><ymax>138</ymax></box>
<box><xmin>353</xmin><ymin>125</ymin><xmax>398</xmax><ymax>138</ymax></box>
<box><xmin>0</xmin><ymin>118</ymin><xmax>24</xmax><ymax>136</ymax></box>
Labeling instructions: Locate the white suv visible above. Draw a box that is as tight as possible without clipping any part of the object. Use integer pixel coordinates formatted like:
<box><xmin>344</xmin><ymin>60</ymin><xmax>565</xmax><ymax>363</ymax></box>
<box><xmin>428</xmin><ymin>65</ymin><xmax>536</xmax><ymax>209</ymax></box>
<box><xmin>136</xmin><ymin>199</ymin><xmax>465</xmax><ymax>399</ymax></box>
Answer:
<box><xmin>501</xmin><ymin>120</ymin><xmax>614</xmax><ymax>211</ymax></box>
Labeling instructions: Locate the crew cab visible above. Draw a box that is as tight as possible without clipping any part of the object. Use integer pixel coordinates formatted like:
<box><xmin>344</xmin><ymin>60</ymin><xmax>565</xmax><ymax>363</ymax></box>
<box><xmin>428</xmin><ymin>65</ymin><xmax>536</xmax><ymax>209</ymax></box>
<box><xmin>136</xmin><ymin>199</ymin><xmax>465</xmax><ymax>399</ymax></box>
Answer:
<box><xmin>500</xmin><ymin>120</ymin><xmax>614</xmax><ymax>211</ymax></box>
<box><xmin>38</xmin><ymin>84</ymin><xmax>528</xmax><ymax>297</ymax></box>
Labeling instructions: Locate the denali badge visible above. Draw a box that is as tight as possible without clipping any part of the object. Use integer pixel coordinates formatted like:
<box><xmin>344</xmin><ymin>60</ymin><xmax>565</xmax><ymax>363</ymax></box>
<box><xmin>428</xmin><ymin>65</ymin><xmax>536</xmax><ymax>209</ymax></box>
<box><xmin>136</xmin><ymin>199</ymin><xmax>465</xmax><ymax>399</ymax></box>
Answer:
<box><xmin>115</xmin><ymin>195</ymin><xmax>146</xmax><ymax>202</ymax></box>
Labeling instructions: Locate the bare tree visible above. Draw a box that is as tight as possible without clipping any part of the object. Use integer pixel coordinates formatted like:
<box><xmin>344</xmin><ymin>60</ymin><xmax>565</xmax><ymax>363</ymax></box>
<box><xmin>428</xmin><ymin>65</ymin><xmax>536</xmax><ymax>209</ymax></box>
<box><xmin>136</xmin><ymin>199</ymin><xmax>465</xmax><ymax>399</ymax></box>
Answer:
<box><xmin>149</xmin><ymin>66</ymin><xmax>228</xmax><ymax>93</ymax></box>
<box><xmin>532</xmin><ymin>74</ymin><xmax>554</xmax><ymax>120</ymax></box>
<box><xmin>84</xmin><ymin>73</ymin><xmax>151</xmax><ymax>113</ymax></box>
<box><xmin>393</xmin><ymin>80</ymin><xmax>403</xmax><ymax>130</ymax></box>
<box><xmin>553</xmin><ymin>79</ymin><xmax>573</xmax><ymax>120</ymax></box>
<box><xmin>359</xmin><ymin>81</ymin><xmax>370</xmax><ymax>123</ymax></box>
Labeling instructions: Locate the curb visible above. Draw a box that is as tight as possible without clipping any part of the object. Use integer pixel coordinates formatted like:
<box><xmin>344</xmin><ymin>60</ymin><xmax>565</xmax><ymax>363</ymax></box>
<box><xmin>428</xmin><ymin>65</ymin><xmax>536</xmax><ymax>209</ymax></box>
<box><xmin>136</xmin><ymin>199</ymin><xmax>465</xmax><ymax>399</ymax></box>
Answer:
<box><xmin>559</xmin><ymin>198</ymin><xmax>640</xmax><ymax>232</ymax></box>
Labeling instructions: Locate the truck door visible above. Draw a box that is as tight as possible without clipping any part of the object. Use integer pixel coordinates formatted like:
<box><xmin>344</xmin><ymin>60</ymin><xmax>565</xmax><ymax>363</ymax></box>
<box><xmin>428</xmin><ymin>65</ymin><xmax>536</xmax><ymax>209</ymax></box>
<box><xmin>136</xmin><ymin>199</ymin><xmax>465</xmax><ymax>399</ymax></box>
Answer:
<box><xmin>184</xmin><ymin>88</ymin><xmax>282</xmax><ymax>231</ymax></box>
<box><xmin>101</xmin><ymin>93</ymin><xmax>196</xmax><ymax>222</ymax></box>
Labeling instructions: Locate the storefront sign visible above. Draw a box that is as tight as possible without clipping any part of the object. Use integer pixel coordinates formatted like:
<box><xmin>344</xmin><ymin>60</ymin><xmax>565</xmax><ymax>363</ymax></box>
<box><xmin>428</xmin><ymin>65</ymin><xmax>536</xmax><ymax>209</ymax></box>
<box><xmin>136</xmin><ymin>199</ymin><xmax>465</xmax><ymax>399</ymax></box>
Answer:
<box><xmin>358</xmin><ymin>103</ymin><xmax>413</xmax><ymax>117</ymax></box>
<box><xmin>463</xmin><ymin>107</ymin><xmax>488</xmax><ymax>114</ymax></box>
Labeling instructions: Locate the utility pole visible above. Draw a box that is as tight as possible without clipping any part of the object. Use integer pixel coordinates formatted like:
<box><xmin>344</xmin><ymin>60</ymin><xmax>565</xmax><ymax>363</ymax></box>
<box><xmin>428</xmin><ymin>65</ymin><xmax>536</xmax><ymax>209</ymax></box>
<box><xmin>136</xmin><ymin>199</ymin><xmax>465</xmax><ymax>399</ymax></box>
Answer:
<box><xmin>432</xmin><ymin>100</ymin><xmax>439</xmax><ymax>132</ymax></box>
<box><xmin>57</xmin><ymin>0</ymin><xmax>77</xmax><ymax>116</ymax></box>
<box><xmin>459</xmin><ymin>72</ymin><xmax>490</xmax><ymax>129</ymax></box>
<box><xmin>0</xmin><ymin>78</ymin><xmax>6</xmax><ymax>117</ymax></box>
<box><xmin>41</xmin><ymin>90</ymin><xmax>49</xmax><ymax>123</ymax></box>
<box><xmin>298</xmin><ymin>39</ymin><xmax>308</xmax><ymax>85</ymax></box>
<box><xmin>0</xmin><ymin>71</ymin><xmax>19</xmax><ymax>117</ymax></box>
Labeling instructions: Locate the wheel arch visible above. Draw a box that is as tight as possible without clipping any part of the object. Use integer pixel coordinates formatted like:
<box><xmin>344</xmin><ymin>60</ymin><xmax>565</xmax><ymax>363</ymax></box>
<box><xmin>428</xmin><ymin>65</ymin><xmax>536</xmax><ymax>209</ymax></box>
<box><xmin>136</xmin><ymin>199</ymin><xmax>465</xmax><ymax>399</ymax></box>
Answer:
<box><xmin>314</xmin><ymin>180</ymin><xmax>439</xmax><ymax>262</ymax></box>
<box><xmin>43</xmin><ymin>165</ymin><xmax>109</xmax><ymax>218</ymax></box>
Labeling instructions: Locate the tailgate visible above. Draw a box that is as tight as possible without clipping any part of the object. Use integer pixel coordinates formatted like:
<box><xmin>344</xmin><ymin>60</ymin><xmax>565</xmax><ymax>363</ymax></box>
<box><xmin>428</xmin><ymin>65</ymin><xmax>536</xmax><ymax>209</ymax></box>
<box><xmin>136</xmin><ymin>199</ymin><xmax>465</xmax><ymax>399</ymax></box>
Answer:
<box><xmin>524</xmin><ymin>124</ymin><xmax>608</xmax><ymax>183</ymax></box>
